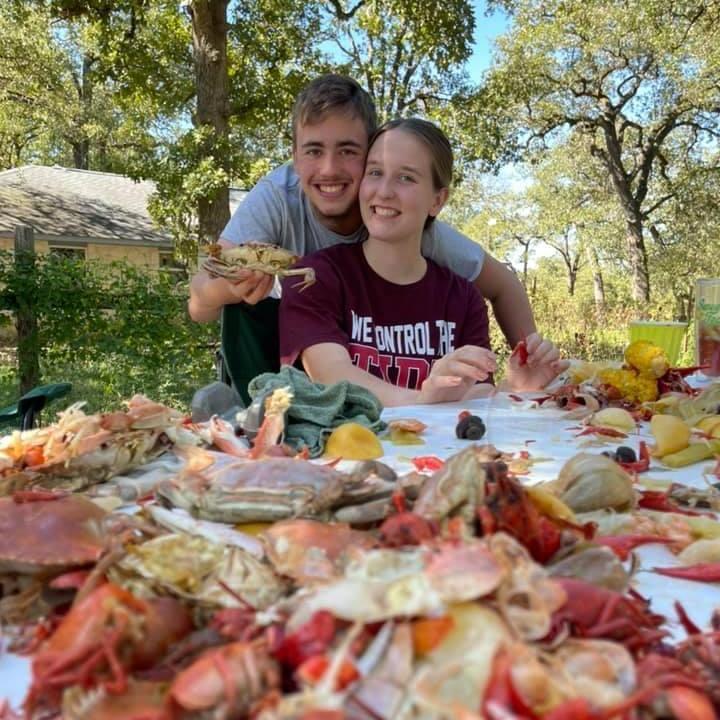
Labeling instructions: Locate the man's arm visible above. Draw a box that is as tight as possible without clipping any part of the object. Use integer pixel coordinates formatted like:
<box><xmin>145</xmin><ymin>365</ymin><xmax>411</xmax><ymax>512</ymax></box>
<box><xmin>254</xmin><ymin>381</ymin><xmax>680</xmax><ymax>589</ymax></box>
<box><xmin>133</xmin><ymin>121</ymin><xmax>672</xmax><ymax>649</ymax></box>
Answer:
<box><xmin>188</xmin><ymin>269</ymin><xmax>274</xmax><ymax>322</ymax></box>
<box><xmin>188</xmin><ymin>168</ymin><xmax>289</xmax><ymax>321</ymax></box>
<box><xmin>422</xmin><ymin>221</ymin><xmax>537</xmax><ymax>348</ymax></box>
<box><xmin>474</xmin><ymin>254</ymin><xmax>536</xmax><ymax>348</ymax></box>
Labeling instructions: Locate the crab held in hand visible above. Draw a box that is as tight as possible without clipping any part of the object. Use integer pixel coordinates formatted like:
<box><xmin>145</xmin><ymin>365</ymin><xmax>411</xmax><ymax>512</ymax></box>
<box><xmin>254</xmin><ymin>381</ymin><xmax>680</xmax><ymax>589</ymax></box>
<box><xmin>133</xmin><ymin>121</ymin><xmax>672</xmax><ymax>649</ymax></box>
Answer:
<box><xmin>202</xmin><ymin>242</ymin><xmax>316</xmax><ymax>291</ymax></box>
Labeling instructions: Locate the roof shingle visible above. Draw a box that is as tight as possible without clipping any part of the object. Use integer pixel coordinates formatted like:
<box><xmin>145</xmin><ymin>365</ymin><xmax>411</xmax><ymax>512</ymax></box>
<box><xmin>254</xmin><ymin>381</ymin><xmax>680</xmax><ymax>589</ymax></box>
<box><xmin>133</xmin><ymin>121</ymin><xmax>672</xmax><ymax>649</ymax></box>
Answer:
<box><xmin>0</xmin><ymin>166</ymin><xmax>171</xmax><ymax>246</ymax></box>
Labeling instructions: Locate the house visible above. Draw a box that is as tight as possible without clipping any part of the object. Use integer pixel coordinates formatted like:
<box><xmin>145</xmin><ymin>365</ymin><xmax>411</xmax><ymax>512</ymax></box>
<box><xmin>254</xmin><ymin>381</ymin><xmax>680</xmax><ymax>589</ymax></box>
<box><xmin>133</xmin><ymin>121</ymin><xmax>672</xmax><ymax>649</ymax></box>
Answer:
<box><xmin>0</xmin><ymin>166</ymin><xmax>246</xmax><ymax>267</ymax></box>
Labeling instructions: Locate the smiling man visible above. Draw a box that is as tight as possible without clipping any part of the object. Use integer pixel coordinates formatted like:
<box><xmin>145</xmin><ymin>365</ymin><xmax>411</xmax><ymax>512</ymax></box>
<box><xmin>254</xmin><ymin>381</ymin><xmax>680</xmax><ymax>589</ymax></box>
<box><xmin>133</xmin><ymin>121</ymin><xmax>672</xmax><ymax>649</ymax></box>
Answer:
<box><xmin>188</xmin><ymin>74</ymin><xmax>536</xmax><ymax>350</ymax></box>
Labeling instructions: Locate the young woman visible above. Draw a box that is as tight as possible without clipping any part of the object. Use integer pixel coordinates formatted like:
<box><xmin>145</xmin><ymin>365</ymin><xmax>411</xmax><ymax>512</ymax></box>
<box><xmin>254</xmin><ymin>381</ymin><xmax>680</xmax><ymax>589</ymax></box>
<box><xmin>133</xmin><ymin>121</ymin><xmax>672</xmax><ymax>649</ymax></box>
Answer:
<box><xmin>279</xmin><ymin>119</ymin><xmax>565</xmax><ymax>406</ymax></box>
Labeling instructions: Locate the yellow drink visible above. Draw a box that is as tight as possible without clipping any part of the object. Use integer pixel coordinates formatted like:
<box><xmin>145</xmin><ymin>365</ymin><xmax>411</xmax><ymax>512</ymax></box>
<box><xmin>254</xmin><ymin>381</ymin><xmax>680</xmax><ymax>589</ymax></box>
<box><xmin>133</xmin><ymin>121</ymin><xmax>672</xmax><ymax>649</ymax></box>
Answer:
<box><xmin>628</xmin><ymin>321</ymin><xmax>687</xmax><ymax>366</ymax></box>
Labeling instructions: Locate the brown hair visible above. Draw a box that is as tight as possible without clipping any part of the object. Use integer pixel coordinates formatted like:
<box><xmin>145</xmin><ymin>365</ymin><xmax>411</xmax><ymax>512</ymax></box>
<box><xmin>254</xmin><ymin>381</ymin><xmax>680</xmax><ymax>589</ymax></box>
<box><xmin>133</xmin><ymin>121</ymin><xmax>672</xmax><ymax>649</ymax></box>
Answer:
<box><xmin>369</xmin><ymin>118</ymin><xmax>453</xmax><ymax>226</ymax></box>
<box><xmin>291</xmin><ymin>74</ymin><xmax>378</xmax><ymax>146</ymax></box>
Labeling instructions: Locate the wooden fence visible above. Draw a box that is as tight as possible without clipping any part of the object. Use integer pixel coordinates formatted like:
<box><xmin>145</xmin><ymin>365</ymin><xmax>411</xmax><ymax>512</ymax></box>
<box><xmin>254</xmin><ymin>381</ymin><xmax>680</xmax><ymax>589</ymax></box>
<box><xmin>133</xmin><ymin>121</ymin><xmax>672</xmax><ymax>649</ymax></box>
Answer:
<box><xmin>14</xmin><ymin>225</ymin><xmax>40</xmax><ymax>395</ymax></box>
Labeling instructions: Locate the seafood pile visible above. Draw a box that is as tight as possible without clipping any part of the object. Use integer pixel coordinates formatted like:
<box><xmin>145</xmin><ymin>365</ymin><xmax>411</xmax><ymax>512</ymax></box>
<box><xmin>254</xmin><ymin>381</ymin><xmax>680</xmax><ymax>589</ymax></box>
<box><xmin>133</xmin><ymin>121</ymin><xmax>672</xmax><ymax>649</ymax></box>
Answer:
<box><xmin>540</xmin><ymin>339</ymin><xmax>714</xmax><ymax>416</ymax></box>
<box><xmin>0</xmin><ymin>395</ymin><xmax>199</xmax><ymax>495</ymax></box>
<box><xmin>1</xmin><ymin>385</ymin><xmax>720</xmax><ymax>720</ymax></box>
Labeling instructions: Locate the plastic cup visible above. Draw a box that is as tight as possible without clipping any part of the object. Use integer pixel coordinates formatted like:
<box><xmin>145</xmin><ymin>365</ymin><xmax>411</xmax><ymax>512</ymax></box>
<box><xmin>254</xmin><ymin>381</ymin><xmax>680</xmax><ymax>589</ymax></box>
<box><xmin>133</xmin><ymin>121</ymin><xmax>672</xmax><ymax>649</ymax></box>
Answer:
<box><xmin>695</xmin><ymin>278</ymin><xmax>720</xmax><ymax>377</ymax></box>
<box><xmin>628</xmin><ymin>321</ymin><xmax>687</xmax><ymax>366</ymax></box>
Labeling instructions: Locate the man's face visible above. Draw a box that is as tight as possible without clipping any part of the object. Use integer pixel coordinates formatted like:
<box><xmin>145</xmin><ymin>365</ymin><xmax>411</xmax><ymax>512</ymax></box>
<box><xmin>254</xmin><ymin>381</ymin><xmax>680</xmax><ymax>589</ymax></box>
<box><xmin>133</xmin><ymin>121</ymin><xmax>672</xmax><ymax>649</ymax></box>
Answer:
<box><xmin>292</xmin><ymin>110</ymin><xmax>368</xmax><ymax>235</ymax></box>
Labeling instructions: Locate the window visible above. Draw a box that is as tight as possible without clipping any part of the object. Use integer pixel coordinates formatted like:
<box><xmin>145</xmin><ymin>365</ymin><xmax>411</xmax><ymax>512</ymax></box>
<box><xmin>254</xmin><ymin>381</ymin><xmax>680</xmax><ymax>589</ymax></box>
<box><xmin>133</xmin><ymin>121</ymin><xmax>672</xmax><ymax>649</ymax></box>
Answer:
<box><xmin>159</xmin><ymin>250</ymin><xmax>185</xmax><ymax>281</ymax></box>
<box><xmin>49</xmin><ymin>245</ymin><xmax>86</xmax><ymax>260</ymax></box>
<box><xmin>159</xmin><ymin>251</ymin><xmax>177</xmax><ymax>268</ymax></box>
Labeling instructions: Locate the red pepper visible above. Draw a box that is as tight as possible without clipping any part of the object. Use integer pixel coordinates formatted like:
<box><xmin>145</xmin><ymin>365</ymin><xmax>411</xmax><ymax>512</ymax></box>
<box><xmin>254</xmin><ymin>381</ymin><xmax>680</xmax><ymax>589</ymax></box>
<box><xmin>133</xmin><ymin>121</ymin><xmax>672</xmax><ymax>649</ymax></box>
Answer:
<box><xmin>653</xmin><ymin>563</ymin><xmax>720</xmax><ymax>582</ymax></box>
<box><xmin>541</xmin><ymin>698</ymin><xmax>596</xmax><ymax>720</ymax></box>
<box><xmin>575</xmin><ymin>425</ymin><xmax>628</xmax><ymax>438</ymax></box>
<box><xmin>272</xmin><ymin>610</ymin><xmax>336</xmax><ymax>667</ymax></box>
<box><xmin>666</xmin><ymin>365</ymin><xmax>708</xmax><ymax>378</ymax></box>
<box><xmin>595</xmin><ymin>534</ymin><xmax>673</xmax><ymax>561</ymax></box>
<box><xmin>618</xmin><ymin>440</ymin><xmax>650</xmax><ymax>473</ymax></box>
<box><xmin>674</xmin><ymin>601</ymin><xmax>702</xmax><ymax>635</ymax></box>
<box><xmin>411</xmin><ymin>455</ymin><xmax>445</xmax><ymax>472</ymax></box>
<box><xmin>482</xmin><ymin>648</ymin><xmax>536</xmax><ymax>718</ymax></box>
<box><xmin>637</xmin><ymin>490</ymin><xmax>709</xmax><ymax>516</ymax></box>
<box><xmin>296</xmin><ymin>654</ymin><xmax>359</xmax><ymax>690</ymax></box>
<box><xmin>298</xmin><ymin>712</ymin><xmax>345</xmax><ymax>720</ymax></box>
<box><xmin>510</xmin><ymin>340</ymin><xmax>529</xmax><ymax>366</ymax></box>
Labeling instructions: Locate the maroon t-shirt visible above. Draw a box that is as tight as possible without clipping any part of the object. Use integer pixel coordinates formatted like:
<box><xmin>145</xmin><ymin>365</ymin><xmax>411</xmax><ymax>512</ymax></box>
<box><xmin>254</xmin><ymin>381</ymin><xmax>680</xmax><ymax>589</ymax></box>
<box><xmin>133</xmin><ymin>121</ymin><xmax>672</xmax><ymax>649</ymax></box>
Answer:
<box><xmin>279</xmin><ymin>243</ymin><xmax>490</xmax><ymax>390</ymax></box>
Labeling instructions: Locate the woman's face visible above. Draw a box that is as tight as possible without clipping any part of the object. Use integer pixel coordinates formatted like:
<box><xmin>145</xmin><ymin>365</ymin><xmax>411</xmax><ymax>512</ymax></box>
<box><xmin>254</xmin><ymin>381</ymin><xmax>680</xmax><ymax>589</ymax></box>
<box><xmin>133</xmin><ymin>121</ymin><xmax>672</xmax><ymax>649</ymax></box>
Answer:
<box><xmin>359</xmin><ymin>129</ymin><xmax>447</xmax><ymax>244</ymax></box>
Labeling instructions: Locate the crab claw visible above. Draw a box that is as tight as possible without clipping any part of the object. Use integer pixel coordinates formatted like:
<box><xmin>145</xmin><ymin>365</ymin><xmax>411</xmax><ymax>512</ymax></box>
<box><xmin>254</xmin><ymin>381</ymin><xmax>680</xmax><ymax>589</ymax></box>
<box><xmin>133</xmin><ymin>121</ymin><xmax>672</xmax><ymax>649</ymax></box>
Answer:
<box><xmin>283</xmin><ymin>266</ymin><xmax>316</xmax><ymax>292</ymax></box>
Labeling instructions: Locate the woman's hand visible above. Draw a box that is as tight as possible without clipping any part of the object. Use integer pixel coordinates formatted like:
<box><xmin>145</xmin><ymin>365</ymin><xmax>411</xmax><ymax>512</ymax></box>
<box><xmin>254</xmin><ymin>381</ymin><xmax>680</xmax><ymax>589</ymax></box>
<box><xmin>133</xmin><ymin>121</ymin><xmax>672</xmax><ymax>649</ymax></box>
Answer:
<box><xmin>505</xmin><ymin>333</ymin><xmax>569</xmax><ymax>391</ymax></box>
<box><xmin>418</xmin><ymin>345</ymin><xmax>497</xmax><ymax>404</ymax></box>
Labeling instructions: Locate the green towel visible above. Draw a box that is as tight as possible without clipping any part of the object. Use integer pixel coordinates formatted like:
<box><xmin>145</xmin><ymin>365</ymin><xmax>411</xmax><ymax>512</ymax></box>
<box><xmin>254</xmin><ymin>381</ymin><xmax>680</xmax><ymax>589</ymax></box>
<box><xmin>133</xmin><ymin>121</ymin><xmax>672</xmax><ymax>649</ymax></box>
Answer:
<box><xmin>248</xmin><ymin>365</ymin><xmax>387</xmax><ymax>458</ymax></box>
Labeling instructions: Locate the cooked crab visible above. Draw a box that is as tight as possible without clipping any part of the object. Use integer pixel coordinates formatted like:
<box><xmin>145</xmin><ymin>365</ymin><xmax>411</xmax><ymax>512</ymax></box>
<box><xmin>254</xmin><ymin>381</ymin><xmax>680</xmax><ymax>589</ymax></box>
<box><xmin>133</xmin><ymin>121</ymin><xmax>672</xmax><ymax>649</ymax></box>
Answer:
<box><xmin>156</xmin><ymin>453</ymin><xmax>398</xmax><ymax>525</ymax></box>
<box><xmin>0</xmin><ymin>395</ymin><xmax>195</xmax><ymax>494</ymax></box>
<box><xmin>261</xmin><ymin>519</ymin><xmax>378</xmax><ymax>584</ymax></box>
<box><xmin>202</xmin><ymin>242</ymin><xmax>316</xmax><ymax>291</ymax></box>
<box><xmin>108</xmin><ymin>532</ymin><xmax>287</xmax><ymax>611</ymax></box>
<box><xmin>0</xmin><ymin>493</ymin><xmax>108</xmax><ymax>622</ymax></box>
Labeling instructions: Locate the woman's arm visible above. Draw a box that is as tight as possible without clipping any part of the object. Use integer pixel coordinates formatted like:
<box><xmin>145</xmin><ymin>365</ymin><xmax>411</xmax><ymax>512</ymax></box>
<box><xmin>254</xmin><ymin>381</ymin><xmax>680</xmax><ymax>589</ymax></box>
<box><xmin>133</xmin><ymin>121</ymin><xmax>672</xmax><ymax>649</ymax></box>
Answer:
<box><xmin>301</xmin><ymin>343</ymin><xmax>420</xmax><ymax>407</ymax></box>
<box><xmin>302</xmin><ymin>342</ymin><xmax>497</xmax><ymax>407</ymax></box>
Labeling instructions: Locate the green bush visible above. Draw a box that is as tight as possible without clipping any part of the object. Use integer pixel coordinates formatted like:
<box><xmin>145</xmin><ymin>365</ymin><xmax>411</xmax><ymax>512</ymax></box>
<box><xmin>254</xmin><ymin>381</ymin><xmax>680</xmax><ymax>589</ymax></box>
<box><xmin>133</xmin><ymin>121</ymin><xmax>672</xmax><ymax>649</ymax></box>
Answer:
<box><xmin>0</xmin><ymin>252</ymin><xmax>217</xmax><ymax>413</ymax></box>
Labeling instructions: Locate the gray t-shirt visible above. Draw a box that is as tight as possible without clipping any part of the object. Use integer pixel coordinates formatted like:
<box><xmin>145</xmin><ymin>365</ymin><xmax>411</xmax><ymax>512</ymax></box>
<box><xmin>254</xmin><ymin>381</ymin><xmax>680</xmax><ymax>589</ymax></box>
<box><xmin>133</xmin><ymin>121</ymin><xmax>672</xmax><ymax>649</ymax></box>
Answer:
<box><xmin>221</xmin><ymin>163</ymin><xmax>485</xmax><ymax>282</ymax></box>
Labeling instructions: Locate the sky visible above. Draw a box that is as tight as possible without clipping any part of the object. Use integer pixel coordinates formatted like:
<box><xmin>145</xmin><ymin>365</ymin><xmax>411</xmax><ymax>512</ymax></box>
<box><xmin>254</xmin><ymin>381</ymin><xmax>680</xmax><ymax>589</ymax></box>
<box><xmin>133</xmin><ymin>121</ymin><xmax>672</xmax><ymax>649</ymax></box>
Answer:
<box><xmin>466</xmin><ymin>0</ymin><xmax>509</xmax><ymax>83</ymax></box>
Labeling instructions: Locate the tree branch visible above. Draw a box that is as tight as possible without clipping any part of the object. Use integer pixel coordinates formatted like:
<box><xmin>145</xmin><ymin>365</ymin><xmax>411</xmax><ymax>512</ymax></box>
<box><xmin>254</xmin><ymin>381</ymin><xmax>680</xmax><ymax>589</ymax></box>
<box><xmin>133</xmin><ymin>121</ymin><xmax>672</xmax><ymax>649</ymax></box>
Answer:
<box><xmin>325</xmin><ymin>0</ymin><xmax>367</xmax><ymax>21</ymax></box>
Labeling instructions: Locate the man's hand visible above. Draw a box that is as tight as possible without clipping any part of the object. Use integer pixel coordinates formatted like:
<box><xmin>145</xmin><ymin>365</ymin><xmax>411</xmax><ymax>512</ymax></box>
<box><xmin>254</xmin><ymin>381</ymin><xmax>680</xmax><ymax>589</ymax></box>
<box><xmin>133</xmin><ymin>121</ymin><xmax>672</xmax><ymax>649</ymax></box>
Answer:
<box><xmin>505</xmin><ymin>332</ymin><xmax>569</xmax><ymax>391</ymax></box>
<box><xmin>418</xmin><ymin>345</ymin><xmax>497</xmax><ymax>404</ymax></box>
<box><xmin>222</xmin><ymin>269</ymin><xmax>275</xmax><ymax>305</ymax></box>
<box><xmin>188</xmin><ymin>269</ymin><xmax>274</xmax><ymax>322</ymax></box>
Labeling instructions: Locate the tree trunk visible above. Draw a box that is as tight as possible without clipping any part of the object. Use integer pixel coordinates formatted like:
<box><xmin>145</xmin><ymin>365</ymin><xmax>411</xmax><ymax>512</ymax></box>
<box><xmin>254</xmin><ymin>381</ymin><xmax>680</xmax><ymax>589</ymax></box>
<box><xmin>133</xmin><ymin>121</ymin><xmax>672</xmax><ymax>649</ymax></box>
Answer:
<box><xmin>626</xmin><ymin>218</ymin><xmax>650</xmax><ymax>303</ymax></box>
<box><xmin>567</xmin><ymin>270</ymin><xmax>576</xmax><ymax>296</ymax></box>
<box><xmin>585</xmin><ymin>245</ymin><xmax>606</xmax><ymax>311</ymax></box>
<box><xmin>72</xmin><ymin>140</ymin><xmax>89</xmax><ymax>170</ymax></box>
<box><xmin>72</xmin><ymin>54</ymin><xmax>94</xmax><ymax>170</ymax></box>
<box><xmin>188</xmin><ymin>0</ymin><xmax>231</xmax><ymax>246</ymax></box>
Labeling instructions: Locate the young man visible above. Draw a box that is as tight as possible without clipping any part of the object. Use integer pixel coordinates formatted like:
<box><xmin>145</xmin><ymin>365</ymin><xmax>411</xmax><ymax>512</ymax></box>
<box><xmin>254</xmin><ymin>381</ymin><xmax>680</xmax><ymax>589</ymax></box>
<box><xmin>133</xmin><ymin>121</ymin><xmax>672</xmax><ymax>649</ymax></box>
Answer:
<box><xmin>189</xmin><ymin>74</ymin><xmax>536</xmax><ymax>349</ymax></box>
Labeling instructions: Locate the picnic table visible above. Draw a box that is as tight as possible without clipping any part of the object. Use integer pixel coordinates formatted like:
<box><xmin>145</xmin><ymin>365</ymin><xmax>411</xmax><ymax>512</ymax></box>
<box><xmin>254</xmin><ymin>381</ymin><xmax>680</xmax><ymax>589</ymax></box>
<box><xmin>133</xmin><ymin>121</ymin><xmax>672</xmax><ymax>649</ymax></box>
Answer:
<box><xmin>1</xmin><ymin>377</ymin><xmax>720</xmax><ymax>711</ymax></box>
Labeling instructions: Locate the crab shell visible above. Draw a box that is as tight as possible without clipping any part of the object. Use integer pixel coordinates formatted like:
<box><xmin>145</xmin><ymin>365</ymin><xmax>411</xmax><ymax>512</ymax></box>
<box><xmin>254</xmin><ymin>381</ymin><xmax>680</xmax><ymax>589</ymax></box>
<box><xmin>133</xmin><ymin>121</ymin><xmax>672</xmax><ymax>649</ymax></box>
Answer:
<box><xmin>157</xmin><ymin>457</ymin><xmax>346</xmax><ymax>523</ymax></box>
<box><xmin>0</xmin><ymin>495</ymin><xmax>107</xmax><ymax>573</ymax></box>
<box><xmin>156</xmin><ymin>456</ymin><xmax>397</xmax><ymax>525</ymax></box>
<box><xmin>209</xmin><ymin>242</ymin><xmax>299</xmax><ymax>268</ymax></box>
<box><xmin>261</xmin><ymin>519</ymin><xmax>378</xmax><ymax>584</ymax></box>
<box><xmin>109</xmin><ymin>532</ymin><xmax>287</xmax><ymax>610</ymax></box>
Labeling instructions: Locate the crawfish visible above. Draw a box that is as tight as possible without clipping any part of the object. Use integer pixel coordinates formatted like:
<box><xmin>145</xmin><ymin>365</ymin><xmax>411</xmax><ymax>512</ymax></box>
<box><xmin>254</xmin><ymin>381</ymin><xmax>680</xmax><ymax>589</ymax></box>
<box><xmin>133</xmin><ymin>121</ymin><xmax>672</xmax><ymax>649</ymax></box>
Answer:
<box><xmin>168</xmin><ymin>639</ymin><xmax>281</xmax><ymax>718</ymax></box>
<box><xmin>477</xmin><ymin>467</ymin><xmax>563</xmax><ymax>564</ymax></box>
<box><xmin>26</xmin><ymin>583</ymin><xmax>192</xmax><ymax>714</ymax></box>
<box><xmin>547</xmin><ymin>578</ymin><xmax>667</xmax><ymax>653</ymax></box>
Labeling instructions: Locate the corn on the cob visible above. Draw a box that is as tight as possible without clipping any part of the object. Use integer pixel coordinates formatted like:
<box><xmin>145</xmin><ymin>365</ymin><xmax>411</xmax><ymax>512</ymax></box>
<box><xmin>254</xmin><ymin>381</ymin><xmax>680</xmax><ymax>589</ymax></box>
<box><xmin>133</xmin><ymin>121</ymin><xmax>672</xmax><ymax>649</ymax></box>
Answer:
<box><xmin>624</xmin><ymin>340</ymin><xmax>669</xmax><ymax>379</ymax></box>
<box><xmin>597</xmin><ymin>367</ymin><xmax>659</xmax><ymax>403</ymax></box>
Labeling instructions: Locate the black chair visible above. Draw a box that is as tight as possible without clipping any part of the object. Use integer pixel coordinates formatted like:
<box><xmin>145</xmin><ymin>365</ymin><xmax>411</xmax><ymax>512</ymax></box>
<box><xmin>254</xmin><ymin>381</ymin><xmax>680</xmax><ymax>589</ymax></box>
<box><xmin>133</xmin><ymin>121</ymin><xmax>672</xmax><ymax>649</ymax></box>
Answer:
<box><xmin>0</xmin><ymin>382</ymin><xmax>72</xmax><ymax>431</ymax></box>
<box><xmin>219</xmin><ymin>299</ymin><xmax>281</xmax><ymax>407</ymax></box>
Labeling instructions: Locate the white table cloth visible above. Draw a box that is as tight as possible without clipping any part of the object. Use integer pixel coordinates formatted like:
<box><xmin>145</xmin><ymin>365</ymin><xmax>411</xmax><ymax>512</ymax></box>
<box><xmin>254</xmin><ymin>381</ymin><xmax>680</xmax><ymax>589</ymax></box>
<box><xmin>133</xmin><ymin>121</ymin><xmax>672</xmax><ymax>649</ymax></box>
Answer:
<box><xmin>2</xmin><ymin>388</ymin><xmax>720</xmax><ymax>708</ymax></box>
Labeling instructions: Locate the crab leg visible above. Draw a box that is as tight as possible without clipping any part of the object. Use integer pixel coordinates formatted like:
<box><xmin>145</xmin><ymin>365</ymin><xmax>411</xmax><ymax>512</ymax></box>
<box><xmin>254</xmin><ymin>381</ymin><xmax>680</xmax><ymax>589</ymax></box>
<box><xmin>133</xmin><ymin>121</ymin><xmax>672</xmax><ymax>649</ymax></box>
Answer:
<box><xmin>280</xmin><ymin>266</ymin><xmax>316</xmax><ymax>291</ymax></box>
